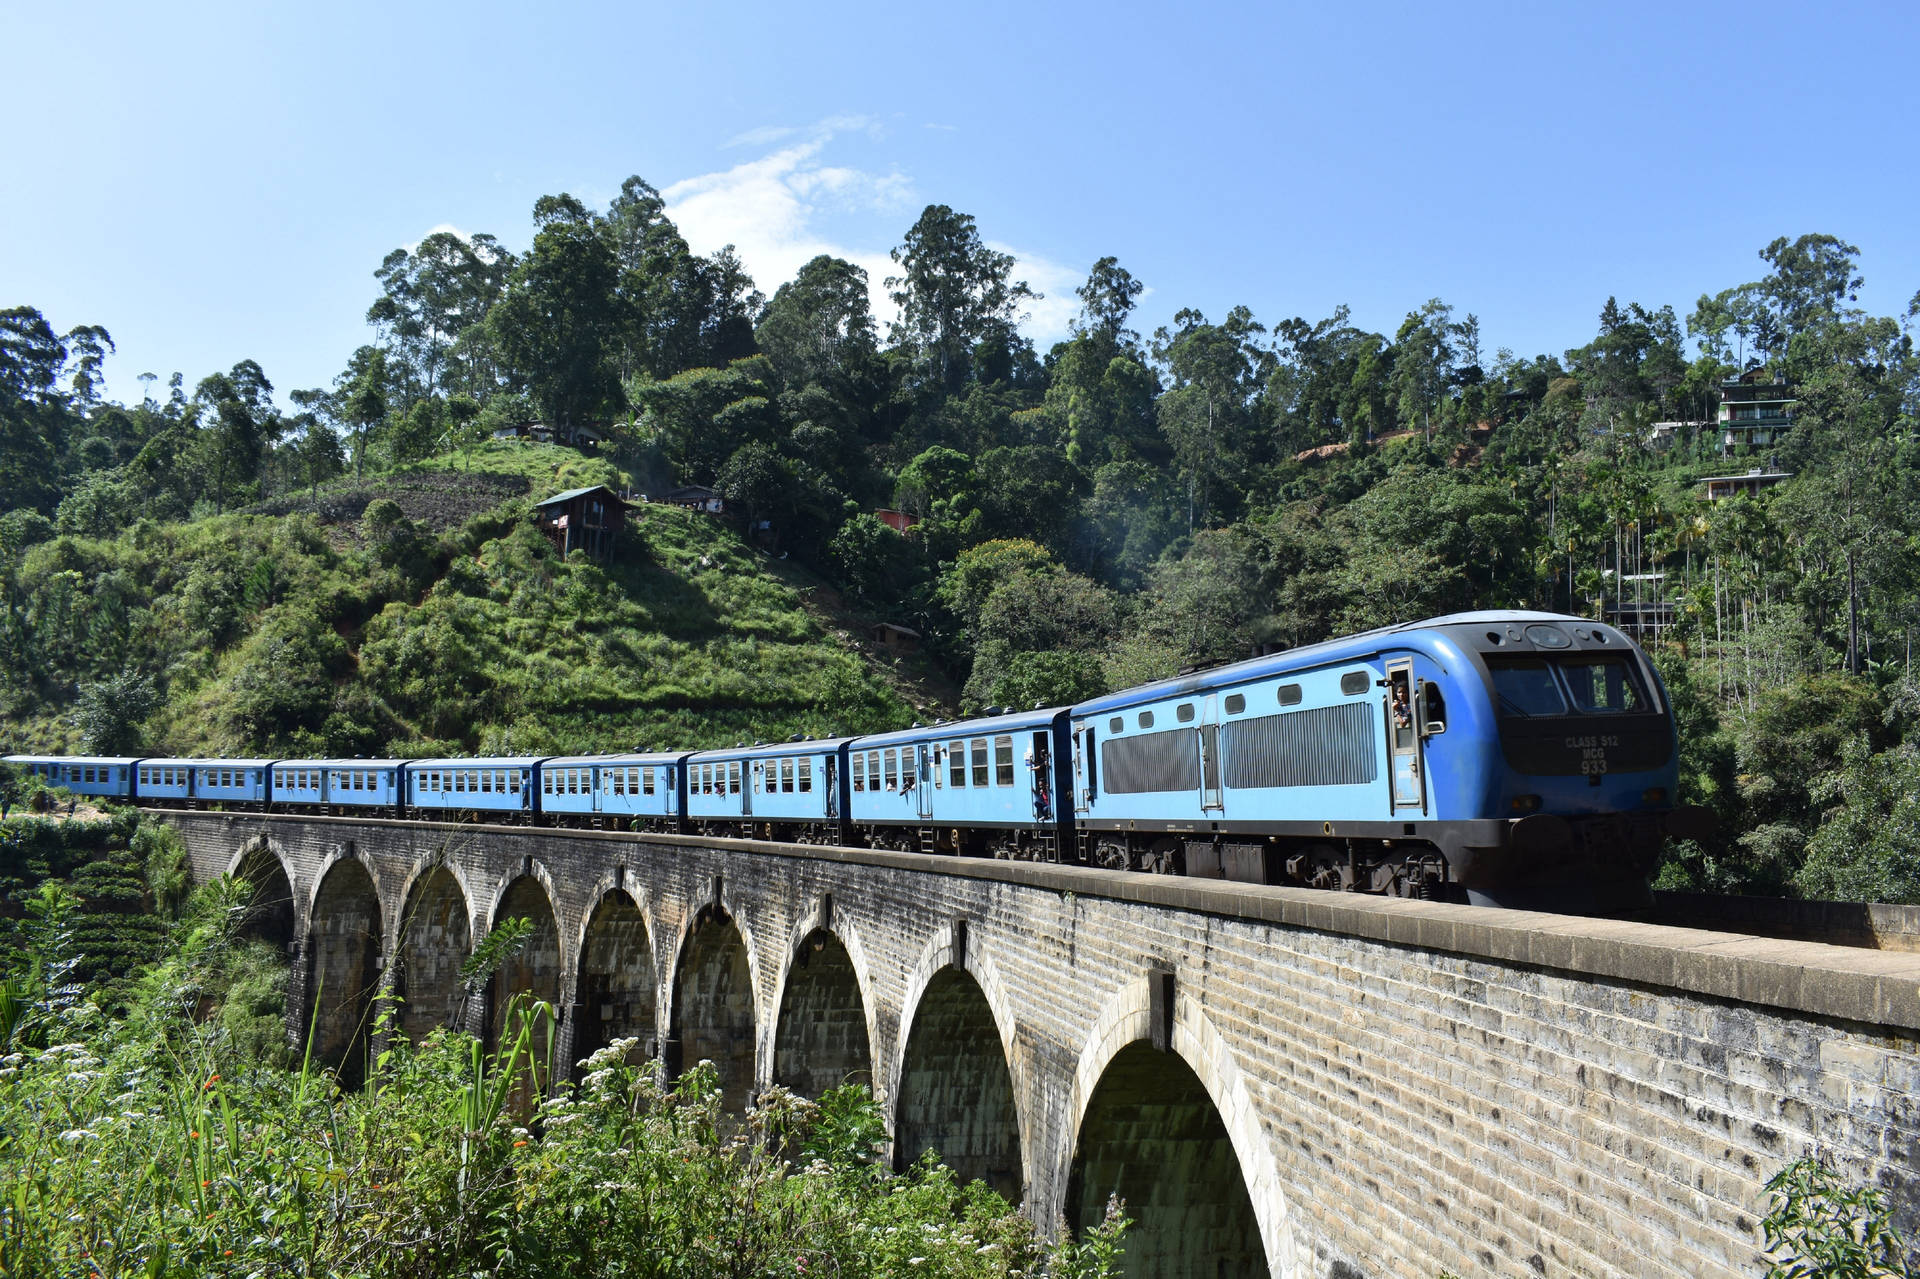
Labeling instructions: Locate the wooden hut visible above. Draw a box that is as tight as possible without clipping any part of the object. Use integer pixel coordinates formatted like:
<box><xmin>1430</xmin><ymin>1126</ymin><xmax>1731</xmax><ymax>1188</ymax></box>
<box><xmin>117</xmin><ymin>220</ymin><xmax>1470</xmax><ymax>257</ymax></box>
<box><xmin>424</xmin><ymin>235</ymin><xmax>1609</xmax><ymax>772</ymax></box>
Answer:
<box><xmin>535</xmin><ymin>484</ymin><xmax>630</xmax><ymax>560</ymax></box>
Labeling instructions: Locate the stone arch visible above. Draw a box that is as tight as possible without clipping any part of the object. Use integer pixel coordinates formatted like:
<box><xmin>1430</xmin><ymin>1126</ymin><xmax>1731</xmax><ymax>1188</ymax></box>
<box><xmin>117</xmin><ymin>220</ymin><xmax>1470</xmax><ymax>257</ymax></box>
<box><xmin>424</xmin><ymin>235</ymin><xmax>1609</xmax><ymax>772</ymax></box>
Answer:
<box><xmin>770</xmin><ymin>919</ymin><xmax>874</xmax><ymax>1099</ymax></box>
<box><xmin>487</xmin><ymin>873</ymin><xmax>564</xmax><ymax>1049</ymax></box>
<box><xmin>666</xmin><ymin>904</ymin><xmax>760</xmax><ymax>1115</ymax></box>
<box><xmin>572</xmin><ymin>887</ymin><xmax>657</xmax><ymax>1075</ymax></box>
<box><xmin>391</xmin><ymin>864</ymin><xmax>472</xmax><ymax>1043</ymax></box>
<box><xmin>893</xmin><ymin>951</ymin><xmax>1024</xmax><ymax>1204</ymax></box>
<box><xmin>1062</xmin><ymin>978</ymin><xmax>1292</xmax><ymax>1279</ymax></box>
<box><xmin>306</xmin><ymin>856</ymin><xmax>383</xmax><ymax>1089</ymax></box>
<box><xmin>229</xmin><ymin>836</ymin><xmax>298</xmax><ymax>953</ymax></box>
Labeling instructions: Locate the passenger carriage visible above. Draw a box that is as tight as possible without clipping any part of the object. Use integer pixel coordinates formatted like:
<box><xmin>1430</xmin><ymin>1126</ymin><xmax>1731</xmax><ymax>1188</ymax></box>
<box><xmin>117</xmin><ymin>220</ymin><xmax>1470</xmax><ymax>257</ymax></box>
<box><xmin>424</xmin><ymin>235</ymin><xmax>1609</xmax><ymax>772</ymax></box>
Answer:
<box><xmin>847</xmin><ymin>710</ymin><xmax>1075</xmax><ymax>859</ymax></box>
<box><xmin>270</xmin><ymin>760</ymin><xmax>406</xmax><ymax>814</ymax></box>
<box><xmin>538</xmin><ymin>752</ymin><xmax>686</xmax><ymax>829</ymax></box>
<box><xmin>406</xmin><ymin>757</ymin><xmax>542</xmax><ymax>822</ymax></box>
<box><xmin>133</xmin><ymin>759</ymin><xmax>273</xmax><ymax>808</ymax></box>
<box><xmin>6</xmin><ymin>756</ymin><xmax>139</xmax><ymax>802</ymax></box>
<box><xmin>683</xmin><ymin>740</ymin><xmax>852</xmax><ymax>843</ymax></box>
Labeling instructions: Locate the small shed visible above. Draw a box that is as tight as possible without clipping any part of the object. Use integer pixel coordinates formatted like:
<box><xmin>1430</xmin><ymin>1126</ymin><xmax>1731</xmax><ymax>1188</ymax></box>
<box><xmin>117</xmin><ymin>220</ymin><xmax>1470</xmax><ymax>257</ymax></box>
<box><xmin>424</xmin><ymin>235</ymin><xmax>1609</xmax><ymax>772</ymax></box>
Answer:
<box><xmin>661</xmin><ymin>485</ymin><xmax>724</xmax><ymax>514</ymax></box>
<box><xmin>874</xmin><ymin>508</ymin><xmax>920</xmax><ymax>533</ymax></box>
<box><xmin>535</xmin><ymin>484</ymin><xmax>630</xmax><ymax>559</ymax></box>
<box><xmin>872</xmin><ymin>622</ymin><xmax>921</xmax><ymax>652</ymax></box>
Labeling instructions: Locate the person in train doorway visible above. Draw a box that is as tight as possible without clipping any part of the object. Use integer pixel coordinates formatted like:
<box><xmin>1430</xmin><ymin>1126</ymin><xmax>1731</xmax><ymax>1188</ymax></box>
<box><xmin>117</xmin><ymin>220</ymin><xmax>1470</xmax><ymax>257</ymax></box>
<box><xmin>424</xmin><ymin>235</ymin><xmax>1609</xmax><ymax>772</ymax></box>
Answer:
<box><xmin>1391</xmin><ymin>678</ymin><xmax>1413</xmax><ymax>732</ymax></box>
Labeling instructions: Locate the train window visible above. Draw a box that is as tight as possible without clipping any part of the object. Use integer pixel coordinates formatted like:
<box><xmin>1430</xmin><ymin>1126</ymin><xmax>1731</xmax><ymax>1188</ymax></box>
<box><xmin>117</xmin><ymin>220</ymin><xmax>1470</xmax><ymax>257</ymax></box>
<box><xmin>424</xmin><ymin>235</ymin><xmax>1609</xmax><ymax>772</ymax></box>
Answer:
<box><xmin>730</xmin><ymin>763</ymin><xmax>742</xmax><ymax>795</ymax></box>
<box><xmin>1339</xmin><ymin>672</ymin><xmax>1368</xmax><ymax>696</ymax></box>
<box><xmin>611</xmin><ymin>770</ymin><xmax>623</xmax><ymax>796</ymax></box>
<box><xmin>949</xmin><ymin>740</ymin><xmax>967</xmax><ymax>788</ymax></box>
<box><xmin>798</xmin><ymin>759</ymin><xmax>812</xmax><ymax>792</ymax></box>
<box><xmin>542</xmin><ymin>772</ymin><xmax>553</xmax><ymax>794</ymax></box>
<box><xmin>883</xmin><ymin>751</ymin><xmax>897</xmax><ymax>791</ymax></box>
<box><xmin>1176</xmin><ymin>703</ymin><xmax>1195</xmax><ymax>723</ymax></box>
<box><xmin>994</xmin><ymin>736</ymin><xmax>1015</xmax><ymax>786</ymax></box>
<box><xmin>932</xmin><ymin>748</ymin><xmax>942</xmax><ymax>788</ymax></box>
<box><xmin>1557</xmin><ymin>656</ymin><xmax>1644</xmax><ymax>714</ymax></box>
<box><xmin>1224</xmin><ymin>694</ymin><xmax>1246</xmax><ymax>715</ymax></box>
<box><xmin>1138</xmin><ymin>711</ymin><xmax>1154</xmax><ymax>729</ymax></box>
<box><xmin>865</xmin><ymin>753</ymin><xmax>879</xmax><ymax>793</ymax></box>
<box><xmin>509</xmin><ymin>772</ymin><xmax>521</xmax><ymax>794</ymax></box>
<box><xmin>644</xmin><ymin>767</ymin><xmax>657</xmax><ymax>796</ymax></box>
<box><xmin>1109</xmin><ymin>717</ymin><xmax>1123</xmax><ymax>734</ymax></box>
<box><xmin>1485</xmin><ymin>658</ymin><xmax>1566</xmax><ymax>717</ymax></box>
<box><xmin>971</xmin><ymin>738</ymin><xmax>989</xmax><ymax>787</ymax></box>
<box><xmin>481</xmin><ymin>772</ymin><xmax>493</xmax><ymax>794</ymax></box>
<box><xmin>1279</xmin><ymin>683</ymin><xmax>1303</xmax><ymax>706</ymax></box>
<box><xmin>781</xmin><ymin>759</ymin><xmax>794</xmax><ymax>793</ymax></box>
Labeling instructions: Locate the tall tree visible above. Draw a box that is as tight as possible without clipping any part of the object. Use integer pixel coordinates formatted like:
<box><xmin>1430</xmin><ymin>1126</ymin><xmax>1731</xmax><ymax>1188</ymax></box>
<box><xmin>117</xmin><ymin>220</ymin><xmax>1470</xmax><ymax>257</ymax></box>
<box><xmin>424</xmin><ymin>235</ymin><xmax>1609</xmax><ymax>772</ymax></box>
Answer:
<box><xmin>194</xmin><ymin>359</ymin><xmax>280</xmax><ymax>512</ymax></box>
<box><xmin>756</xmin><ymin>255</ymin><xmax>878</xmax><ymax>390</ymax></box>
<box><xmin>886</xmin><ymin>205</ymin><xmax>1036</xmax><ymax>394</ymax></box>
<box><xmin>1391</xmin><ymin>298</ymin><xmax>1457</xmax><ymax>442</ymax></box>
<box><xmin>488</xmin><ymin>193</ymin><xmax>625</xmax><ymax>431</ymax></box>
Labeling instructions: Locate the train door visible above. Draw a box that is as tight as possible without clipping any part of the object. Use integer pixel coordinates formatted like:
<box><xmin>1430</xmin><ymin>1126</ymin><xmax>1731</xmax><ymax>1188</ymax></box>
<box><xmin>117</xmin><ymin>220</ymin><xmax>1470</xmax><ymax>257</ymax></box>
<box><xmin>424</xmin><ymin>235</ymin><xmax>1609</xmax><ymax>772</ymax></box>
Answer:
<box><xmin>915</xmin><ymin>744</ymin><xmax>934</xmax><ymax>820</ymax></box>
<box><xmin>741</xmin><ymin>761</ymin><xmax>753</xmax><ymax>817</ymax></box>
<box><xmin>1386</xmin><ymin>658</ymin><xmax>1426</xmax><ymax>813</ymax></box>
<box><xmin>1073</xmin><ymin>725</ymin><xmax>1094</xmax><ymax>814</ymax></box>
<box><xmin>1199</xmin><ymin>695</ymin><xmax>1224</xmax><ymax>814</ymax></box>
<box><xmin>1030</xmin><ymin>730</ymin><xmax>1053</xmax><ymax>821</ymax></box>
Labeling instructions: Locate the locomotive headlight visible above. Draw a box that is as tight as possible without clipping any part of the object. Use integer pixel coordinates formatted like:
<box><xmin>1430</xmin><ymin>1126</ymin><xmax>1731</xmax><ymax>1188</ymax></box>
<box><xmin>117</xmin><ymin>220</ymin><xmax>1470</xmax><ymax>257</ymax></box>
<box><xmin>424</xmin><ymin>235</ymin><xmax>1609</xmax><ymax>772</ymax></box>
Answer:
<box><xmin>1509</xmin><ymin>794</ymin><xmax>1541</xmax><ymax>813</ymax></box>
<box><xmin>1641</xmin><ymin>787</ymin><xmax>1668</xmax><ymax>806</ymax></box>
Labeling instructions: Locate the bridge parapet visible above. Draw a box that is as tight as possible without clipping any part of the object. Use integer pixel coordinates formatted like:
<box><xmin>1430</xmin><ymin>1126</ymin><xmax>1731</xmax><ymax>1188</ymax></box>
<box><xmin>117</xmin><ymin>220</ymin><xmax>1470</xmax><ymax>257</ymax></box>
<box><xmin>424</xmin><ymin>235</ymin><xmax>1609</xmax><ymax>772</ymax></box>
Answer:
<box><xmin>160</xmin><ymin>811</ymin><xmax>1920</xmax><ymax>1279</ymax></box>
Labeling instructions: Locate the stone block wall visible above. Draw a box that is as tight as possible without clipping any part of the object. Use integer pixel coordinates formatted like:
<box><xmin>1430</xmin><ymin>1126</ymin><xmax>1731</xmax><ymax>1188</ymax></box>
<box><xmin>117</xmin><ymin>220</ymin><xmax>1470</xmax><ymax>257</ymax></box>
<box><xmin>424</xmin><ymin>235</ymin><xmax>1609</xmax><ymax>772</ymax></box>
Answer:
<box><xmin>161</xmin><ymin>811</ymin><xmax>1920</xmax><ymax>1279</ymax></box>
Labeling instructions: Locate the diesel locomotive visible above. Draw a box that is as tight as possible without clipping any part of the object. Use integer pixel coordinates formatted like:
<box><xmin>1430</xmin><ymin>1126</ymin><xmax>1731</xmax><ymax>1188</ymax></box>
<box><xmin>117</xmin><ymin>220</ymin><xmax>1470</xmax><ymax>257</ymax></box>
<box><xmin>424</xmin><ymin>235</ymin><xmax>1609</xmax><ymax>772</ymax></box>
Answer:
<box><xmin>6</xmin><ymin>611</ymin><xmax>1709</xmax><ymax>912</ymax></box>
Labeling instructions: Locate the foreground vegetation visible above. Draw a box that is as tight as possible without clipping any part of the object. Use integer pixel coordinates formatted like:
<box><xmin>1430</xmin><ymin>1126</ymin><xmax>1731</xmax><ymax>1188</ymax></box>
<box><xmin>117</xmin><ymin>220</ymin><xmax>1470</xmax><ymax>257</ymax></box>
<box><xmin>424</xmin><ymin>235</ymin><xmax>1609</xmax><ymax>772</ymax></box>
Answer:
<box><xmin>0</xmin><ymin>813</ymin><xmax>1125</xmax><ymax>1278</ymax></box>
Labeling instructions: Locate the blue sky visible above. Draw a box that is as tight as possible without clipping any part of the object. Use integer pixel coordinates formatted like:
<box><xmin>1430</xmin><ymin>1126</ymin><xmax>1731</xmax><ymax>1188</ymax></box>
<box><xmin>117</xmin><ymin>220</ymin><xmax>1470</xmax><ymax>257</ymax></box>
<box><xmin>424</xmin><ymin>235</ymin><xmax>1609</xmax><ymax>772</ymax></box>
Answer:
<box><xmin>5</xmin><ymin>0</ymin><xmax>1919</xmax><ymax>406</ymax></box>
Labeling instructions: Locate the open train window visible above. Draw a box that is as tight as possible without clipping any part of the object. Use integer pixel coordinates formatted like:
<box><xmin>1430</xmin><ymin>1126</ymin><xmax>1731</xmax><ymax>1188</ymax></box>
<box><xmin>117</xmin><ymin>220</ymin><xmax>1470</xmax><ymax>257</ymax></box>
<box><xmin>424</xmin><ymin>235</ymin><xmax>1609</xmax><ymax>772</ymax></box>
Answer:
<box><xmin>781</xmin><ymin>759</ymin><xmax>793</xmax><ymax>793</ymax></box>
<box><xmin>994</xmin><ymin>735</ymin><xmax>1015</xmax><ymax>786</ymax></box>
<box><xmin>949</xmin><ymin>740</ymin><xmax>967</xmax><ymax>788</ymax></box>
<box><xmin>731</xmin><ymin>762</ymin><xmax>743</xmax><ymax>794</ymax></box>
<box><xmin>971</xmin><ymin>738</ymin><xmax>990</xmax><ymax>787</ymax></box>
<box><xmin>799</xmin><ymin>759</ymin><xmax>811</xmax><ymax>792</ymax></box>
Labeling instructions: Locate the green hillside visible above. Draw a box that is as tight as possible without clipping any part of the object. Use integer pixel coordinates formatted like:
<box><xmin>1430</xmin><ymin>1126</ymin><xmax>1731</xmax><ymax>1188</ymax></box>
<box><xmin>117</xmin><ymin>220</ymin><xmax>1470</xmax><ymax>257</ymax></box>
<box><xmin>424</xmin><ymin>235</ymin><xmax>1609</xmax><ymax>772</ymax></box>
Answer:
<box><xmin>1</xmin><ymin>443</ymin><xmax>943</xmax><ymax>758</ymax></box>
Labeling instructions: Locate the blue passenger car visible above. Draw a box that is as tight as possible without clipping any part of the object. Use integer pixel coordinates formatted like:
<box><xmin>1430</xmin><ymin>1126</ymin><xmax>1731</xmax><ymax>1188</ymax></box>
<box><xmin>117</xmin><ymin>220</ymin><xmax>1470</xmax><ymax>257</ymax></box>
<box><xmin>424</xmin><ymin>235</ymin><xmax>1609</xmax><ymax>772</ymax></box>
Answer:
<box><xmin>132</xmin><ymin>759</ymin><xmax>273</xmax><ymax>807</ymax></box>
<box><xmin>1069</xmin><ymin>610</ymin><xmax>1695</xmax><ymax>909</ymax></box>
<box><xmin>7</xmin><ymin>756</ymin><xmax>138</xmax><ymax>801</ymax></box>
<box><xmin>683</xmin><ymin>740</ymin><xmax>851</xmax><ymax>841</ymax></box>
<box><xmin>271</xmin><ymin>760</ymin><xmax>406</xmax><ymax>812</ymax></box>
<box><xmin>407</xmin><ymin>757</ymin><xmax>542</xmax><ymax>820</ymax></box>
<box><xmin>847</xmin><ymin>710</ymin><xmax>1073</xmax><ymax>858</ymax></box>
<box><xmin>539</xmin><ymin>753</ymin><xmax>685</xmax><ymax>828</ymax></box>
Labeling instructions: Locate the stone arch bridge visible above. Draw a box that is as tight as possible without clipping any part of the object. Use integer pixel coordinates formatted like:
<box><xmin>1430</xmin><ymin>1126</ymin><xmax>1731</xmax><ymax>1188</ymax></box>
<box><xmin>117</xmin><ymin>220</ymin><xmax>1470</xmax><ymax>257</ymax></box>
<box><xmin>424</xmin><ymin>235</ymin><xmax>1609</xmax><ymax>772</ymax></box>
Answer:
<box><xmin>156</xmin><ymin>811</ymin><xmax>1920</xmax><ymax>1279</ymax></box>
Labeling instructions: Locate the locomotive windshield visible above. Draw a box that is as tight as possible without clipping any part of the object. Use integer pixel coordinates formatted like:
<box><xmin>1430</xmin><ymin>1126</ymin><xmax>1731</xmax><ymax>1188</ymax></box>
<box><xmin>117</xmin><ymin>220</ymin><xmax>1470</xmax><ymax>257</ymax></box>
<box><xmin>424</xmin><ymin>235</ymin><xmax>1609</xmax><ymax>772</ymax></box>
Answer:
<box><xmin>1486</xmin><ymin>654</ymin><xmax>1648</xmax><ymax>718</ymax></box>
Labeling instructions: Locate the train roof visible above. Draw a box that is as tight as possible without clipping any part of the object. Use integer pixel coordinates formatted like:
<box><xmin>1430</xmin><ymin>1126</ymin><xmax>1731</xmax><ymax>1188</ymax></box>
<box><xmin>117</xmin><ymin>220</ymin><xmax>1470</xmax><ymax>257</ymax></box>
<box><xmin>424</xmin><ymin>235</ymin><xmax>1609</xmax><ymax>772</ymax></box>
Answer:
<box><xmin>855</xmin><ymin>706</ymin><xmax>1063</xmax><ymax>749</ymax></box>
<box><xmin>684</xmin><ymin>737</ymin><xmax>859</xmax><ymax>762</ymax></box>
<box><xmin>1071</xmin><ymin>611</ymin><xmax>1604</xmax><ymax>715</ymax></box>
<box><xmin>276</xmin><ymin>759</ymin><xmax>409</xmax><ymax>769</ymax></box>
<box><xmin>542</xmin><ymin>751</ymin><xmax>688</xmax><ymax>767</ymax></box>
<box><xmin>408</xmin><ymin>756</ymin><xmax>548</xmax><ymax>769</ymax></box>
<box><xmin>139</xmin><ymin>757</ymin><xmax>279</xmax><ymax>768</ymax></box>
<box><xmin>6</xmin><ymin>755</ymin><xmax>144</xmax><ymax>766</ymax></box>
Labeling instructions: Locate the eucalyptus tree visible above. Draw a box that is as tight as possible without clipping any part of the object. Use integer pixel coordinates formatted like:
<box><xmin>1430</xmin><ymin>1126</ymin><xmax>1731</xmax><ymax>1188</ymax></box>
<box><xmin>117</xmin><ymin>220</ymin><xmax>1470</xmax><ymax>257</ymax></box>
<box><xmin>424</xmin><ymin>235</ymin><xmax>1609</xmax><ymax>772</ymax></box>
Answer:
<box><xmin>755</xmin><ymin>254</ymin><xmax>878</xmax><ymax>391</ymax></box>
<box><xmin>193</xmin><ymin>360</ymin><xmax>281</xmax><ymax>512</ymax></box>
<box><xmin>1391</xmin><ymin>298</ymin><xmax>1458</xmax><ymax>442</ymax></box>
<box><xmin>368</xmin><ymin>230</ymin><xmax>516</xmax><ymax>408</ymax></box>
<box><xmin>886</xmin><ymin>204</ymin><xmax>1036</xmax><ymax>395</ymax></box>
<box><xmin>487</xmin><ymin>193</ymin><xmax>626</xmax><ymax>433</ymax></box>
<box><xmin>1153</xmin><ymin>306</ymin><xmax>1270</xmax><ymax>530</ymax></box>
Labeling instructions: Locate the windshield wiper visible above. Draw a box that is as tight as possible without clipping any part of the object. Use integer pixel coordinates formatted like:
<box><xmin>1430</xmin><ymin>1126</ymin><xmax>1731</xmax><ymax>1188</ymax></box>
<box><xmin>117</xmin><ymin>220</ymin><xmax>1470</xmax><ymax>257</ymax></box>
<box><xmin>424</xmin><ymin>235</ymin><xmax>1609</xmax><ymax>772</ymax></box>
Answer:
<box><xmin>1497</xmin><ymin>693</ymin><xmax>1537</xmax><ymax>718</ymax></box>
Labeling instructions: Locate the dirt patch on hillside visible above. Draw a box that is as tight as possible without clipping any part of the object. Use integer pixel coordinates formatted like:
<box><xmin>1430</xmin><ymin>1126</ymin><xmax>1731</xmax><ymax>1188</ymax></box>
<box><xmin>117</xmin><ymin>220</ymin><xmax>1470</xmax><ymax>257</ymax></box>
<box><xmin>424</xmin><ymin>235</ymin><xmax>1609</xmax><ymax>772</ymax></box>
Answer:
<box><xmin>250</xmin><ymin>471</ymin><xmax>531</xmax><ymax>546</ymax></box>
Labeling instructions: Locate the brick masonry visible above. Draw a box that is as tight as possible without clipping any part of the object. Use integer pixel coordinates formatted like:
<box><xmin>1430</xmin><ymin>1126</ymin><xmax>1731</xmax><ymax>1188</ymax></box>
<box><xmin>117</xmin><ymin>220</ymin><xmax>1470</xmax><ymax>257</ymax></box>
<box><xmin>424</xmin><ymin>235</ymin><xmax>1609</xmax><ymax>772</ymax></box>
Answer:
<box><xmin>160</xmin><ymin>811</ymin><xmax>1920</xmax><ymax>1279</ymax></box>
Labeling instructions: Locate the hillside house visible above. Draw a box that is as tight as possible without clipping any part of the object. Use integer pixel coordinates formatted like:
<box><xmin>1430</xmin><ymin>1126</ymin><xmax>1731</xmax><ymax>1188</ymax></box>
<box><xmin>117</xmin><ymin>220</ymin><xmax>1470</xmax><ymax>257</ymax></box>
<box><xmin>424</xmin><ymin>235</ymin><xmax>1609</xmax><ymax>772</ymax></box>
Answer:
<box><xmin>1700</xmin><ymin>467</ymin><xmax>1792</xmax><ymax>501</ymax></box>
<box><xmin>535</xmin><ymin>484</ymin><xmax>630</xmax><ymax>559</ymax></box>
<box><xmin>1718</xmin><ymin>371</ymin><xmax>1794</xmax><ymax>455</ymax></box>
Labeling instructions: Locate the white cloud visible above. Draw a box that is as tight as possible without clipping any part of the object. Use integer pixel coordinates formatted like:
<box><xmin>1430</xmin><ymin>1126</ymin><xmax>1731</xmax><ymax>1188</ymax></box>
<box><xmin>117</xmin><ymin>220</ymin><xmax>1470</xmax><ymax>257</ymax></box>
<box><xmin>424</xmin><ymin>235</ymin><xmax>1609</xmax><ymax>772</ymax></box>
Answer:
<box><xmin>664</xmin><ymin>120</ymin><xmax>1083</xmax><ymax>344</ymax></box>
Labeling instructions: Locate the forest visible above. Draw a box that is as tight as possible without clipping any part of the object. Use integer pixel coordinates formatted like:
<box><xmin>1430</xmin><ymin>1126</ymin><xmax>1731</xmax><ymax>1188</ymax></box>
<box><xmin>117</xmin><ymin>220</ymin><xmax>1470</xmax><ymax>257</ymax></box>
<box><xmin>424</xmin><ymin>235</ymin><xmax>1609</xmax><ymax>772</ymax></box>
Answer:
<box><xmin>3</xmin><ymin>179</ymin><xmax>1920</xmax><ymax>904</ymax></box>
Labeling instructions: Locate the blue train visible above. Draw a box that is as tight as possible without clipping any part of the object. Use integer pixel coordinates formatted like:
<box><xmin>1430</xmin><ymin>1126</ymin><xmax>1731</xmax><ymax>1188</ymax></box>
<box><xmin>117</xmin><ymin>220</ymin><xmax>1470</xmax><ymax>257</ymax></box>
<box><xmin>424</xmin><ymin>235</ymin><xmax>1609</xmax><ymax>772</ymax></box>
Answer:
<box><xmin>4</xmin><ymin>612</ymin><xmax>1708</xmax><ymax>910</ymax></box>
